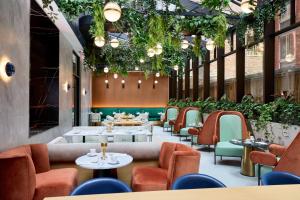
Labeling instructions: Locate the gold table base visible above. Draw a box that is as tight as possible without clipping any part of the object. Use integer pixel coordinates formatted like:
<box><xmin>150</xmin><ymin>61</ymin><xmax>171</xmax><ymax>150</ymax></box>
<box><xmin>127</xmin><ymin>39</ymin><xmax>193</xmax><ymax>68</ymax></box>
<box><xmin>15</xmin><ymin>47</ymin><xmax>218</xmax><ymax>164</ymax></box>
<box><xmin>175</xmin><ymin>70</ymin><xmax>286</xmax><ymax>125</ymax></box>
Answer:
<box><xmin>241</xmin><ymin>146</ymin><xmax>255</xmax><ymax>177</ymax></box>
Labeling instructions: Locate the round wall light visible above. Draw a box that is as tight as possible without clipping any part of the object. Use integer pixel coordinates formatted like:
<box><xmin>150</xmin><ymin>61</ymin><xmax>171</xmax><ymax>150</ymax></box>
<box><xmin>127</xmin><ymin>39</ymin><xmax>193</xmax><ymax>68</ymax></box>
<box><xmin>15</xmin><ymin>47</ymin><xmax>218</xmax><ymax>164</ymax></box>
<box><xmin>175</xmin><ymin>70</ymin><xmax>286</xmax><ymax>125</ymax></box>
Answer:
<box><xmin>181</xmin><ymin>40</ymin><xmax>189</xmax><ymax>49</ymax></box>
<box><xmin>5</xmin><ymin>62</ymin><xmax>15</xmax><ymax>77</ymax></box>
<box><xmin>113</xmin><ymin>73</ymin><xmax>118</xmax><ymax>79</ymax></box>
<box><xmin>110</xmin><ymin>38</ymin><xmax>119</xmax><ymax>48</ymax></box>
<box><xmin>155</xmin><ymin>72</ymin><xmax>160</xmax><ymax>77</ymax></box>
<box><xmin>63</xmin><ymin>81</ymin><xmax>71</xmax><ymax>92</ymax></box>
<box><xmin>0</xmin><ymin>57</ymin><xmax>14</xmax><ymax>83</ymax></box>
<box><xmin>104</xmin><ymin>2</ymin><xmax>122</xmax><ymax>22</ymax></box>
<box><xmin>154</xmin><ymin>80</ymin><xmax>158</xmax><ymax>84</ymax></box>
<box><xmin>94</xmin><ymin>36</ymin><xmax>105</xmax><ymax>47</ymax></box>
<box><xmin>82</xmin><ymin>88</ymin><xmax>87</xmax><ymax>96</ymax></box>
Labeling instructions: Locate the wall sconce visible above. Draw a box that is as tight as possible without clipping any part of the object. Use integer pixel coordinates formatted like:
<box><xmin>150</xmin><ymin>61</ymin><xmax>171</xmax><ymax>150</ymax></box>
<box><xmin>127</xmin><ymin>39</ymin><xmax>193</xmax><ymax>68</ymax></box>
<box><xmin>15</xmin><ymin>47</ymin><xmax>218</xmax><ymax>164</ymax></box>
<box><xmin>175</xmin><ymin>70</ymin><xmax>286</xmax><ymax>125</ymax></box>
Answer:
<box><xmin>63</xmin><ymin>81</ymin><xmax>71</xmax><ymax>92</ymax></box>
<box><xmin>105</xmin><ymin>79</ymin><xmax>109</xmax><ymax>89</ymax></box>
<box><xmin>137</xmin><ymin>80</ymin><xmax>142</xmax><ymax>89</ymax></box>
<box><xmin>82</xmin><ymin>88</ymin><xmax>87</xmax><ymax>96</ymax></box>
<box><xmin>121</xmin><ymin>79</ymin><xmax>125</xmax><ymax>89</ymax></box>
<box><xmin>1</xmin><ymin>57</ymin><xmax>14</xmax><ymax>83</ymax></box>
<box><xmin>153</xmin><ymin>80</ymin><xmax>158</xmax><ymax>89</ymax></box>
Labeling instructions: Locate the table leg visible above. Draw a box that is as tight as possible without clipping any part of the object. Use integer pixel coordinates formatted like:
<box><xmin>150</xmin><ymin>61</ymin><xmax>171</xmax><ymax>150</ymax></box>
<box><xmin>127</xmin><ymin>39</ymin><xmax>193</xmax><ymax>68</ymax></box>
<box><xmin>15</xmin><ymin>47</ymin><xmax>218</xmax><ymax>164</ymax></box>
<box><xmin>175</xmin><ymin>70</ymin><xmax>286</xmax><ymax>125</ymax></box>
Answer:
<box><xmin>241</xmin><ymin>146</ymin><xmax>255</xmax><ymax>177</ymax></box>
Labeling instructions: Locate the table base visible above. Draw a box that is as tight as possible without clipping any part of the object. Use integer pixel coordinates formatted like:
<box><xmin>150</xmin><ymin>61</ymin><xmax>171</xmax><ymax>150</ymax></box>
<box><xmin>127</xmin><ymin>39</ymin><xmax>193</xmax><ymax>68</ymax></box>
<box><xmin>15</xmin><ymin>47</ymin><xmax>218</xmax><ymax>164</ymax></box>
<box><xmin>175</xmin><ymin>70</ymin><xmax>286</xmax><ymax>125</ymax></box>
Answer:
<box><xmin>241</xmin><ymin>146</ymin><xmax>255</xmax><ymax>177</ymax></box>
<box><xmin>93</xmin><ymin>169</ymin><xmax>118</xmax><ymax>179</ymax></box>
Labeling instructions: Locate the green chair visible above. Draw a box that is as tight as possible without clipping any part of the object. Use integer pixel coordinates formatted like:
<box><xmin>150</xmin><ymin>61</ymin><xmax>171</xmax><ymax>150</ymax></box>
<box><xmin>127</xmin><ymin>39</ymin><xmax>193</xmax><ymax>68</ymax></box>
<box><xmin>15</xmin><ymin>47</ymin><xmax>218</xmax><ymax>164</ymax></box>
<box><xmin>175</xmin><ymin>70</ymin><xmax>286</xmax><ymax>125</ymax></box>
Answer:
<box><xmin>214</xmin><ymin>111</ymin><xmax>248</xmax><ymax>164</ymax></box>
<box><xmin>163</xmin><ymin>107</ymin><xmax>179</xmax><ymax>132</ymax></box>
<box><xmin>179</xmin><ymin>109</ymin><xmax>200</xmax><ymax>142</ymax></box>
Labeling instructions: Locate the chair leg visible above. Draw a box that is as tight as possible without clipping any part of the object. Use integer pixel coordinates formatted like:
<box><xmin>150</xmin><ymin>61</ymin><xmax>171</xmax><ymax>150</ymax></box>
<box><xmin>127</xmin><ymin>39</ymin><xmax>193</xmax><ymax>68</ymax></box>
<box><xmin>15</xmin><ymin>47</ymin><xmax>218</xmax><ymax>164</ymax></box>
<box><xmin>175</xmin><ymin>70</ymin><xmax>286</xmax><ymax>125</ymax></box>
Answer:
<box><xmin>214</xmin><ymin>150</ymin><xmax>216</xmax><ymax>165</ymax></box>
<box><xmin>208</xmin><ymin>145</ymin><xmax>210</xmax><ymax>152</ymax></box>
<box><xmin>220</xmin><ymin>156</ymin><xmax>222</xmax><ymax>161</ymax></box>
<box><xmin>258</xmin><ymin>164</ymin><xmax>261</xmax><ymax>185</ymax></box>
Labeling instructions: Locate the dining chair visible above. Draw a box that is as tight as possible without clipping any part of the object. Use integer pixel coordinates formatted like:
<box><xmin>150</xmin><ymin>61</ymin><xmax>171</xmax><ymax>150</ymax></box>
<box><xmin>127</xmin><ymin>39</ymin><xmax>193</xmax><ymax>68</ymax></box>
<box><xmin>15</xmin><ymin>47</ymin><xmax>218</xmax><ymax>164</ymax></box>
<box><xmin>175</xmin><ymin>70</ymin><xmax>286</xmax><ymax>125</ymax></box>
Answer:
<box><xmin>261</xmin><ymin>171</ymin><xmax>300</xmax><ymax>185</ymax></box>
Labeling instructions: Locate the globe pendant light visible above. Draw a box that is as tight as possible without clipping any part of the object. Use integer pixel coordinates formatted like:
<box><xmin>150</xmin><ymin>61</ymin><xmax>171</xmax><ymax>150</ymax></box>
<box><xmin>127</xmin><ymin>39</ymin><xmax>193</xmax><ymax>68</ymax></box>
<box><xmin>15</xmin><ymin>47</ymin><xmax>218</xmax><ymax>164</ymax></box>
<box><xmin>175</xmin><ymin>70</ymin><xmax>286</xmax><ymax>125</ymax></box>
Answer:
<box><xmin>104</xmin><ymin>67</ymin><xmax>109</xmax><ymax>73</ymax></box>
<box><xmin>206</xmin><ymin>39</ymin><xmax>215</xmax><ymax>51</ymax></box>
<box><xmin>113</xmin><ymin>73</ymin><xmax>118</xmax><ymax>79</ymax></box>
<box><xmin>285</xmin><ymin>54</ymin><xmax>294</xmax><ymax>62</ymax></box>
<box><xmin>173</xmin><ymin>65</ymin><xmax>179</xmax><ymax>71</ymax></box>
<box><xmin>241</xmin><ymin>0</ymin><xmax>257</xmax><ymax>14</ymax></box>
<box><xmin>135</xmin><ymin>67</ymin><xmax>139</xmax><ymax>71</ymax></box>
<box><xmin>155</xmin><ymin>72</ymin><xmax>160</xmax><ymax>77</ymax></box>
<box><xmin>181</xmin><ymin>40</ymin><xmax>189</xmax><ymax>49</ymax></box>
<box><xmin>94</xmin><ymin>36</ymin><xmax>105</xmax><ymax>47</ymax></box>
<box><xmin>147</xmin><ymin>48</ymin><xmax>155</xmax><ymax>57</ymax></box>
<box><xmin>139</xmin><ymin>58</ymin><xmax>145</xmax><ymax>63</ymax></box>
<box><xmin>154</xmin><ymin>43</ymin><xmax>163</xmax><ymax>55</ymax></box>
<box><xmin>110</xmin><ymin>38</ymin><xmax>119</xmax><ymax>48</ymax></box>
<box><xmin>104</xmin><ymin>2</ymin><xmax>122</xmax><ymax>22</ymax></box>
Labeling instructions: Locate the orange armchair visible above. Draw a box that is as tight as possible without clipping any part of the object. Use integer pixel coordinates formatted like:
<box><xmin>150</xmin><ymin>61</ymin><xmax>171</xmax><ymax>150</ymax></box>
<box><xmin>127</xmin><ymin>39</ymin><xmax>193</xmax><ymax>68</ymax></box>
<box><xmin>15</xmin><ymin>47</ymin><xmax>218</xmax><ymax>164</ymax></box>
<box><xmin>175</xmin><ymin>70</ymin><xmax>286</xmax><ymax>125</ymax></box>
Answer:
<box><xmin>131</xmin><ymin>142</ymin><xmax>200</xmax><ymax>192</ymax></box>
<box><xmin>0</xmin><ymin>144</ymin><xmax>78</xmax><ymax>200</ymax></box>
<box><xmin>188</xmin><ymin>111</ymin><xmax>222</xmax><ymax>150</ymax></box>
<box><xmin>250</xmin><ymin>132</ymin><xmax>300</xmax><ymax>185</ymax></box>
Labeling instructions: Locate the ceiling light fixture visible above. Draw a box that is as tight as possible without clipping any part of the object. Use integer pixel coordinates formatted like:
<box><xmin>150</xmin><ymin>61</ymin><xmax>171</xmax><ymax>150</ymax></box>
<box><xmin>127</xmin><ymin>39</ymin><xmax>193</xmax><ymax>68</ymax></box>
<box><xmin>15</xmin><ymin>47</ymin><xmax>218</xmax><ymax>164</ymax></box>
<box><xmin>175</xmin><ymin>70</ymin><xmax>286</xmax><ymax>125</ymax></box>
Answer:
<box><xmin>155</xmin><ymin>72</ymin><xmax>160</xmax><ymax>77</ymax></box>
<box><xmin>154</xmin><ymin>43</ymin><xmax>163</xmax><ymax>55</ymax></box>
<box><xmin>147</xmin><ymin>48</ymin><xmax>155</xmax><ymax>57</ymax></box>
<box><xmin>110</xmin><ymin>38</ymin><xmax>119</xmax><ymax>48</ymax></box>
<box><xmin>104</xmin><ymin>2</ymin><xmax>122</xmax><ymax>22</ymax></box>
<box><xmin>104</xmin><ymin>67</ymin><xmax>109</xmax><ymax>73</ymax></box>
<box><xmin>173</xmin><ymin>65</ymin><xmax>179</xmax><ymax>71</ymax></box>
<box><xmin>94</xmin><ymin>36</ymin><xmax>105</xmax><ymax>47</ymax></box>
<box><xmin>139</xmin><ymin>58</ymin><xmax>145</xmax><ymax>64</ymax></box>
<box><xmin>181</xmin><ymin>40</ymin><xmax>189</xmax><ymax>49</ymax></box>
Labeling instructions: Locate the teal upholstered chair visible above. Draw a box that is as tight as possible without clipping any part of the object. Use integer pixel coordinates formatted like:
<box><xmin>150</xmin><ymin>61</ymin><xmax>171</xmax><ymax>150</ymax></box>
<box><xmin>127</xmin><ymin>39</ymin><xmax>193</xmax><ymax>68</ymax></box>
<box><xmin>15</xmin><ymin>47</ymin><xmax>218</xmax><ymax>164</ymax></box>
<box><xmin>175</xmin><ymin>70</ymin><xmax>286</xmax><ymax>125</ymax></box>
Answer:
<box><xmin>163</xmin><ymin>107</ymin><xmax>179</xmax><ymax>132</ymax></box>
<box><xmin>214</xmin><ymin>111</ymin><xmax>248</xmax><ymax>164</ymax></box>
<box><xmin>179</xmin><ymin>109</ymin><xmax>201</xmax><ymax>142</ymax></box>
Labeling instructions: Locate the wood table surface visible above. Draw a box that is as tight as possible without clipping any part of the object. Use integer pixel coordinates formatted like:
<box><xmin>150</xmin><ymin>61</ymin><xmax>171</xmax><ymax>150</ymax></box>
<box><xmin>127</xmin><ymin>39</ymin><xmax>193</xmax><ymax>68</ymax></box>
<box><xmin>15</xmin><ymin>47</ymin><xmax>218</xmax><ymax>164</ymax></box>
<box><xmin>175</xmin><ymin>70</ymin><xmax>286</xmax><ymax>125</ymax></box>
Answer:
<box><xmin>45</xmin><ymin>185</ymin><xmax>300</xmax><ymax>200</ymax></box>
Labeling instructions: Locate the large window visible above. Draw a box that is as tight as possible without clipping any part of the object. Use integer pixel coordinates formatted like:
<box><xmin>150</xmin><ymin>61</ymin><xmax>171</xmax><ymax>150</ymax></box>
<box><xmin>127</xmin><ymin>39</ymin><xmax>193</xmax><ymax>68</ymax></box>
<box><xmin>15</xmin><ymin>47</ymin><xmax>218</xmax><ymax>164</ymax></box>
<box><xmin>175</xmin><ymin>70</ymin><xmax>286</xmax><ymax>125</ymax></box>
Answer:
<box><xmin>275</xmin><ymin>27</ymin><xmax>300</xmax><ymax>103</ymax></box>
<box><xmin>245</xmin><ymin>43</ymin><xmax>264</xmax><ymax>102</ymax></box>
<box><xmin>210</xmin><ymin>61</ymin><xmax>217</xmax><ymax>100</ymax></box>
<box><xmin>225</xmin><ymin>54</ymin><xmax>236</xmax><ymax>101</ymax></box>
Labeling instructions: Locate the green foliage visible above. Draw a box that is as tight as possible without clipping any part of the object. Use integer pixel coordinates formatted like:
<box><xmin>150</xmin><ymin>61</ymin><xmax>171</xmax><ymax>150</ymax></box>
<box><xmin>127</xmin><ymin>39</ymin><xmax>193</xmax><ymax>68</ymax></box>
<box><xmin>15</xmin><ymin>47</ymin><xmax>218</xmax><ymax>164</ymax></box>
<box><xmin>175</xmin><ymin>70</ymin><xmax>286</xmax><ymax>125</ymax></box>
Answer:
<box><xmin>90</xmin><ymin>4</ymin><xmax>105</xmax><ymax>38</ymax></box>
<box><xmin>201</xmin><ymin>0</ymin><xmax>230</xmax><ymax>11</ymax></box>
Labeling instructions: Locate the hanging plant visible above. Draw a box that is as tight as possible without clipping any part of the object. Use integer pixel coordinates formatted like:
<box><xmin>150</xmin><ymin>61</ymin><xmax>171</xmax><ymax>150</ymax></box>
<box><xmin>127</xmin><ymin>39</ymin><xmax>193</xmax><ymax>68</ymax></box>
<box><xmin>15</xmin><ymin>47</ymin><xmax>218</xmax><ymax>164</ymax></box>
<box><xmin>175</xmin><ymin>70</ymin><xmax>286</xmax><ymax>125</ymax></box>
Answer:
<box><xmin>90</xmin><ymin>4</ymin><xmax>105</xmax><ymax>38</ymax></box>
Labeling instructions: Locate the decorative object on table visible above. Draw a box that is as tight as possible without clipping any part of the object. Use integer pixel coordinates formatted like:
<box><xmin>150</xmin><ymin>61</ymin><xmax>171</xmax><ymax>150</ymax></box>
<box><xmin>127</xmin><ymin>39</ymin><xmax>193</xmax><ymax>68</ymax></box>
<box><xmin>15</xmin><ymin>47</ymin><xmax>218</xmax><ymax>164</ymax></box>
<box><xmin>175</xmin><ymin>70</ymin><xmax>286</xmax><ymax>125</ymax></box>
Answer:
<box><xmin>101</xmin><ymin>142</ymin><xmax>108</xmax><ymax>160</ymax></box>
<box><xmin>171</xmin><ymin>174</ymin><xmax>226</xmax><ymax>190</ymax></box>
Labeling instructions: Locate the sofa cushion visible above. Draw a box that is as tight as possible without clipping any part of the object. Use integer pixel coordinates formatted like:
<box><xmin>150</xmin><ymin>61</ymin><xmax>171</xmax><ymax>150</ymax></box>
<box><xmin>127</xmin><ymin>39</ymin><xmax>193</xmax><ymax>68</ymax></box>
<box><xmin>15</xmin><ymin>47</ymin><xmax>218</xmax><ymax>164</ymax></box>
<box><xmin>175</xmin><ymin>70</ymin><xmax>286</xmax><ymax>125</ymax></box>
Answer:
<box><xmin>215</xmin><ymin>141</ymin><xmax>243</xmax><ymax>157</ymax></box>
<box><xmin>34</xmin><ymin>168</ymin><xmax>78</xmax><ymax>200</ymax></box>
<box><xmin>179</xmin><ymin>127</ymin><xmax>192</xmax><ymax>136</ymax></box>
<box><xmin>131</xmin><ymin>166</ymin><xmax>168</xmax><ymax>192</ymax></box>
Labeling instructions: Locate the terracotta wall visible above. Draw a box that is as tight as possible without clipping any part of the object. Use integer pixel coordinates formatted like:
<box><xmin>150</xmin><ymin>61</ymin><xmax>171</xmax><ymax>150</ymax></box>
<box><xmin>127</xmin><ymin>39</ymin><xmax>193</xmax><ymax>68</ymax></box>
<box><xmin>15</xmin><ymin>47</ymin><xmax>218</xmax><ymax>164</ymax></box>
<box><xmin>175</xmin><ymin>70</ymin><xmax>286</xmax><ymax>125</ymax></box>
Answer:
<box><xmin>92</xmin><ymin>72</ymin><xmax>169</xmax><ymax>107</ymax></box>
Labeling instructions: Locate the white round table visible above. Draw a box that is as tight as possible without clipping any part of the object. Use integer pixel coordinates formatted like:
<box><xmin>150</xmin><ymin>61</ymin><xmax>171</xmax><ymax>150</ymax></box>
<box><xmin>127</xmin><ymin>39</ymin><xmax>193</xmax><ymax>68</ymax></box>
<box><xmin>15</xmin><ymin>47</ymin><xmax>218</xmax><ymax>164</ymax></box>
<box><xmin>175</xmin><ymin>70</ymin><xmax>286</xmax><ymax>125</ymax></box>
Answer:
<box><xmin>75</xmin><ymin>152</ymin><xmax>133</xmax><ymax>178</ymax></box>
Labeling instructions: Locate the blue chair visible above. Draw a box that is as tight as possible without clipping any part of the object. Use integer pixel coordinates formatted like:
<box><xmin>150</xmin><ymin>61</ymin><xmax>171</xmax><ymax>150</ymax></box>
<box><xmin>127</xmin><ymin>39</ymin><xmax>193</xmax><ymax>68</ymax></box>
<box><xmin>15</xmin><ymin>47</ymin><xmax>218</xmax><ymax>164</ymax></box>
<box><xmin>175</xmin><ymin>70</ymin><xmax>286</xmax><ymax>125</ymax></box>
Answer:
<box><xmin>171</xmin><ymin>174</ymin><xmax>226</xmax><ymax>190</ymax></box>
<box><xmin>262</xmin><ymin>171</ymin><xmax>300</xmax><ymax>185</ymax></box>
<box><xmin>71</xmin><ymin>178</ymin><xmax>132</xmax><ymax>196</ymax></box>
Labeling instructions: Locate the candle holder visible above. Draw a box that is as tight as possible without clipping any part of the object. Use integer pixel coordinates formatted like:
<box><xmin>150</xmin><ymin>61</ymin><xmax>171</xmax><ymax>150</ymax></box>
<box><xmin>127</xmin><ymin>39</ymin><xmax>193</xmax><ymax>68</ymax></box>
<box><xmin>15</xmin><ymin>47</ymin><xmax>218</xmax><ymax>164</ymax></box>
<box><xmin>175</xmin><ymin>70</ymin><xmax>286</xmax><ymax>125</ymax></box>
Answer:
<box><xmin>100</xmin><ymin>142</ymin><xmax>108</xmax><ymax>160</ymax></box>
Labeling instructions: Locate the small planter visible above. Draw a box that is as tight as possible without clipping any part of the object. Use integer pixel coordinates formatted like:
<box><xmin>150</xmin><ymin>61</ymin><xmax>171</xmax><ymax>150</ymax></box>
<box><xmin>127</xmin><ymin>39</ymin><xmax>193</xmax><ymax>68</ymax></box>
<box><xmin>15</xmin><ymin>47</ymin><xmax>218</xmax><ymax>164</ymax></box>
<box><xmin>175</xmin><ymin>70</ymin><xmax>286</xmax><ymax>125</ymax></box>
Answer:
<box><xmin>250</xmin><ymin>120</ymin><xmax>300</xmax><ymax>147</ymax></box>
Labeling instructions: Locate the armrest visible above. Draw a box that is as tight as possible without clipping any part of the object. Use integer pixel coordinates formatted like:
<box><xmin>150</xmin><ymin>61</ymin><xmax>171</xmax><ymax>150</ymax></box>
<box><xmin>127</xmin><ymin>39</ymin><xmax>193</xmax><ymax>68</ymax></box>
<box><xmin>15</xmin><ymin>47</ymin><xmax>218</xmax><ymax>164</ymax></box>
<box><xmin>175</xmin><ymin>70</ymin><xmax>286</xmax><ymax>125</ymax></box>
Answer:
<box><xmin>250</xmin><ymin>151</ymin><xmax>278</xmax><ymax>166</ymax></box>
<box><xmin>269</xmin><ymin>144</ymin><xmax>287</xmax><ymax>157</ymax></box>
<box><xmin>188</xmin><ymin>128</ymin><xmax>199</xmax><ymax>136</ymax></box>
<box><xmin>169</xmin><ymin>120</ymin><xmax>175</xmax><ymax>125</ymax></box>
<box><xmin>213</xmin><ymin>135</ymin><xmax>219</xmax><ymax>145</ymax></box>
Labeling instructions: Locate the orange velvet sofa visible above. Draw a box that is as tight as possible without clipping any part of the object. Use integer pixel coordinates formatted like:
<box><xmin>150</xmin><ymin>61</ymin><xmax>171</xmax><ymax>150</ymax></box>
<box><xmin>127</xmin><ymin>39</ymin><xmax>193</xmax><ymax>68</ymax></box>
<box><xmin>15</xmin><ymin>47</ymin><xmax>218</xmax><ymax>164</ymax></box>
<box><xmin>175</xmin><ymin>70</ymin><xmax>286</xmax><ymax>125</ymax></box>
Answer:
<box><xmin>131</xmin><ymin>142</ymin><xmax>200</xmax><ymax>192</ymax></box>
<box><xmin>188</xmin><ymin>111</ymin><xmax>222</xmax><ymax>149</ymax></box>
<box><xmin>0</xmin><ymin>144</ymin><xmax>78</xmax><ymax>200</ymax></box>
<box><xmin>250</xmin><ymin>132</ymin><xmax>300</xmax><ymax>184</ymax></box>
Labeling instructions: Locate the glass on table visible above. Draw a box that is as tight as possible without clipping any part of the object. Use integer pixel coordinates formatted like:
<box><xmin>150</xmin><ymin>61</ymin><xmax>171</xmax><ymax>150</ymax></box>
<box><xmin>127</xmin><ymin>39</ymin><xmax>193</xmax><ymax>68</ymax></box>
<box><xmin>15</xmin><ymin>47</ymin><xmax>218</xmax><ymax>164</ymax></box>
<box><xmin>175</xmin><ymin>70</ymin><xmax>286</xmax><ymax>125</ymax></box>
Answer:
<box><xmin>100</xmin><ymin>142</ymin><xmax>108</xmax><ymax>160</ymax></box>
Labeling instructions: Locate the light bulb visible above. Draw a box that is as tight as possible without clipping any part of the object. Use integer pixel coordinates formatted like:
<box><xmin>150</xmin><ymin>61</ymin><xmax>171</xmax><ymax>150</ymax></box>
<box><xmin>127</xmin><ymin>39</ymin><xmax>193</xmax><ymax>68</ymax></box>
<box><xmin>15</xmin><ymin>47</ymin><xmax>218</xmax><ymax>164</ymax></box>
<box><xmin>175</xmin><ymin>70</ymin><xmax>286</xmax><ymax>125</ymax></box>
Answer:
<box><xmin>138</xmin><ymin>80</ymin><xmax>142</xmax><ymax>84</ymax></box>
<box><xmin>147</xmin><ymin>48</ymin><xmax>155</xmax><ymax>57</ymax></box>
<box><xmin>285</xmin><ymin>54</ymin><xmax>295</xmax><ymax>62</ymax></box>
<box><xmin>206</xmin><ymin>39</ymin><xmax>215</xmax><ymax>51</ymax></box>
<box><xmin>181</xmin><ymin>40</ymin><xmax>189</xmax><ymax>49</ymax></box>
<box><xmin>155</xmin><ymin>72</ymin><xmax>160</xmax><ymax>77</ymax></box>
<box><xmin>105</xmin><ymin>79</ymin><xmax>109</xmax><ymax>84</ymax></box>
<box><xmin>94</xmin><ymin>36</ymin><xmax>105</xmax><ymax>47</ymax></box>
<box><xmin>121</xmin><ymin>79</ymin><xmax>125</xmax><ymax>84</ymax></box>
<box><xmin>154</xmin><ymin>80</ymin><xmax>158</xmax><ymax>84</ymax></box>
<box><xmin>173</xmin><ymin>65</ymin><xmax>179</xmax><ymax>71</ymax></box>
<box><xmin>139</xmin><ymin>59</ymin><xmax>145</xmax><ymax>63</ymax></box>
<box><xmin>113</xmin><ymin>73</ymin><xmax>118</xmax><ymax>79</ymax></box>
<box><xmin>241</xmin><ymin>0</ymin><xmax>257</xmax><ymax>14</ymax></box>
<box><xmin>104</xmin><ymin>67</ymin><xmax>109</xmax><ymax>73</ymax></box>
<box><xmin>110</xmin><ymin>38</ymin><xmax>119</xmax><ymax>48</ymax></box>
<box><xmin>104</xmin><ymin>2</ymin><xmax>122</xmax><ymax>22</ymax></box>
<box><xmin>154</xmin><ymin>43</ymin><xmax>163</xmax><ymax>55</ymax></box>
<box><xmin>135</xmin><ymin>67</ymin><xmax>139</xmax><ymax>71</ymax></box>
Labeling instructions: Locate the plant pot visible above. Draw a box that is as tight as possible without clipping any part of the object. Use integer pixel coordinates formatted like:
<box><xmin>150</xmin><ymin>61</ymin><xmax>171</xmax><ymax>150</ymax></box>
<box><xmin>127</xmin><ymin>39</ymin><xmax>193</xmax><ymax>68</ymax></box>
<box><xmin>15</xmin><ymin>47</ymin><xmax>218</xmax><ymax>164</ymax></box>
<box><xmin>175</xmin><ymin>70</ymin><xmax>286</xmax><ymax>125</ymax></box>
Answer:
<box><xmin>249</xmin><ymin>120</ymin><xmax>300</xmax><ymax>147</ymax></box>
